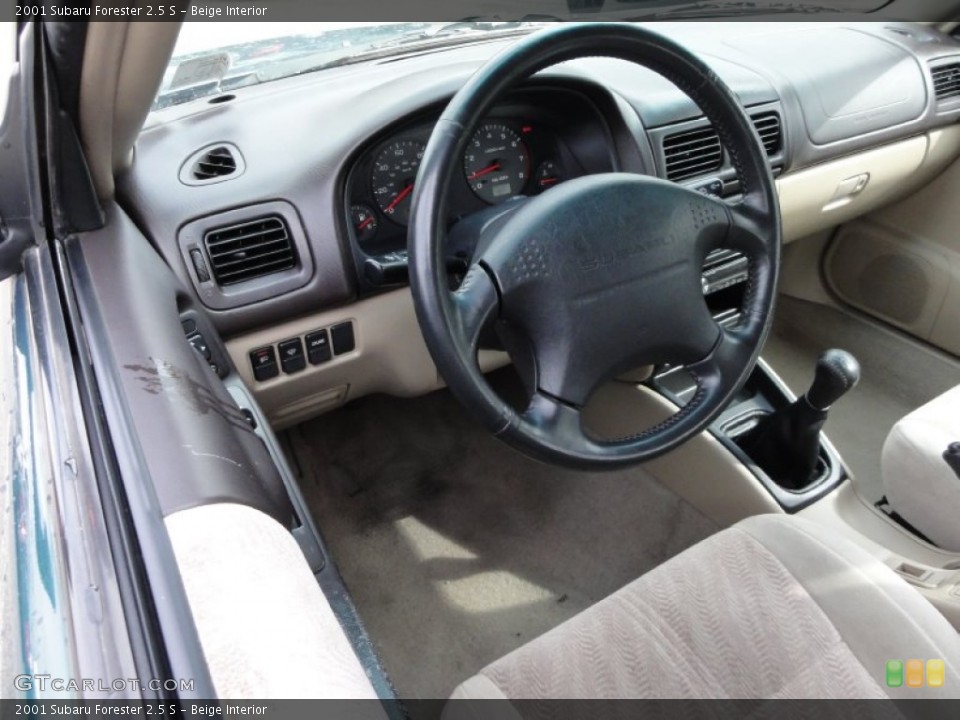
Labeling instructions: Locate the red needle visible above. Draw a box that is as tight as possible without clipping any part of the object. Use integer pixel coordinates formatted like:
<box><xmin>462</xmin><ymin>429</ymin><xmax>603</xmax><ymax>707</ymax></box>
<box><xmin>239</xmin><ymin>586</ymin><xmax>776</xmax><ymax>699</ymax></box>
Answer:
<box><xmin>539</xmin><ymin>177</ymin><xmax>559</xmax><ymax>186</ymax></box>
<box><xmin>383</xmin><ymin>184</ymin><xmax>413</xmax><ymax>214</ymax></box>
<box><xmin>357</xmin><ymin>216</ymin><xmax>374</xmax><ymax>230</ymax></box>
<box><xmin>468</xmin><ymin>162</ymin><xmax>501</xmax><ymax>181</ymax></box>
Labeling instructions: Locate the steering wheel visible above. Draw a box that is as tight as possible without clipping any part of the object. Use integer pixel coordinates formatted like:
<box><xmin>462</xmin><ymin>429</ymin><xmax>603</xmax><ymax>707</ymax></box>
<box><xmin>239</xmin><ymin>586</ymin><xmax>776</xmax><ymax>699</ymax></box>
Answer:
<box><xmin>408</xmin><ymin>23</ymin><xmax>781</xmax><ymax>470</ymax></box>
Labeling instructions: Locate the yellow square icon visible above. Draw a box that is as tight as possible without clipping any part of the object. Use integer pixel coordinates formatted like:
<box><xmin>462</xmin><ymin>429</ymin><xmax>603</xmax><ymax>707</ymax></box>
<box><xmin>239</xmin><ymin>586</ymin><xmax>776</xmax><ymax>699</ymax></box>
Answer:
<box><xmin>906</xmin><ymin>659</ymin><xmax>924</xmax><ymax>688</ymax></box>
<box><xmin>927</xmin><ymin>659</ymin><xmax>945</xmax><ymax>688</ymax></box>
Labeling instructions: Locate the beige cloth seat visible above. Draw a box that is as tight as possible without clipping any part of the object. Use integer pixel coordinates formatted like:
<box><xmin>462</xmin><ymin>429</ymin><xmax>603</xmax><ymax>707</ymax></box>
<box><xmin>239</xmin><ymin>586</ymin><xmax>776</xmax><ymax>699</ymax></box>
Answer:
<box><xmin>450</xmin><ymin>514</ymin><xmax>960</xmax><ymax>701</ymax></box>
<box><xmin>883</xmin><ymin>384</ymin><xmax>960</xmax><ymax>551</ymax></box>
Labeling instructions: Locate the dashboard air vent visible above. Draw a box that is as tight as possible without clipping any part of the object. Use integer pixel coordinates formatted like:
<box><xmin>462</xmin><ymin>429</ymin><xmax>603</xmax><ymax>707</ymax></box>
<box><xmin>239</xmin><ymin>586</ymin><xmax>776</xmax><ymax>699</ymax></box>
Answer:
<box><xmin>750</xmin><ymin>112</ymin><xmax>782</xmax><ymax>156</ymax></box>
<box><xmin>204</xmin><ymin>215</ymin><xmax>296</xmax><ymax>286</ymax></box>
<box><xmin>663</xmin><ymin>111</ymin><xmax>782</xmax><ymax>182</ymax></box>
<box><xmin>662</xmin><ymin>127</ymin><xmax>723</xmax><ymax>182</ymax></box>
<box><xmin>932</xmin><ymin>62</ymin><xmax>960</xmax><ymax>102</ymax></box>
<box><xmin>193</xmin><ymin>146</ymin><xmax>237</xmax><ymax>180</ymax></box>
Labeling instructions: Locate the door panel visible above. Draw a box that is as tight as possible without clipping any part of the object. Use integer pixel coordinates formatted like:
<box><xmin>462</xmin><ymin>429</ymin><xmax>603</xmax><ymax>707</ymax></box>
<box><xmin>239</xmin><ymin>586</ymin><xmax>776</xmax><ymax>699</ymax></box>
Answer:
<box><xmin>68</xmin><ymin>203</ymin><xmax>294</xmax><ymax>521</ymax></box>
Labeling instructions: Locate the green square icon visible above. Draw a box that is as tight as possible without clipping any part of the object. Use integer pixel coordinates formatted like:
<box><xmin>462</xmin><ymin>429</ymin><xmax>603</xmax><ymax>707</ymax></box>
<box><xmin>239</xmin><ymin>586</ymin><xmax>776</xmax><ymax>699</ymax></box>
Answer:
<box><xmin>886</xmin><ymin>659</ymin><xmax>904</xmax><ymax>687</ymax></box>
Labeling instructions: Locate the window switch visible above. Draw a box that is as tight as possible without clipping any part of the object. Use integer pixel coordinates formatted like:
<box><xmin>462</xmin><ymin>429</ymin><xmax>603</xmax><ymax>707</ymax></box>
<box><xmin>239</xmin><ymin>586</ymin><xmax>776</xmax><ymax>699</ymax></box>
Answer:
<box><xmin>331</xmin><ymin>322</ymin><xmax>355</xmax><ymax>355</ymax></box>
<box><xmin>306</xmin><ymin>329</ymin><xmax>332</xmax><ymax>365</ymax></box>
<box><xmin>188</xmin><ymin>333</ymin><xmax>212</xmax><ymax>361</ymax></box>
<box><xmin>250</xmin><ymin>346</ymin><xmax>279</xmax><ymax>382</ymax></box>
<box><xmin>278</xmin><ymin>337</ymin><xmax>306</xmax><ymax>374</ymax></box>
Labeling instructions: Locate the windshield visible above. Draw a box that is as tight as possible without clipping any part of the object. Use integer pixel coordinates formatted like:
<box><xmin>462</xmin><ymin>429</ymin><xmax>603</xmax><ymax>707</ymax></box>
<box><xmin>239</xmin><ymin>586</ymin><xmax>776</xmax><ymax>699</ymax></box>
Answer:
<box><xmin>154</xmin><ymin>1</ymin><xmax>888</xmax><ymax>110</ymax></box>
<box><xmin>153</xmin><ymin>22</ymin><xmax>547</xmax><ymax>110</ymax></box>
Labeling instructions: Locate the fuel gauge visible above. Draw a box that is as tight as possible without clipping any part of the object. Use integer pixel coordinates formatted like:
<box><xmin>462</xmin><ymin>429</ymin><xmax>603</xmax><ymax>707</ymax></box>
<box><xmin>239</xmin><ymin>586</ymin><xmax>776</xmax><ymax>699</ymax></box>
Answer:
<box><xmin>535</xmin><ymin>160</ymin><xmax>564</xmax><ymax>191</ymax></box>
<box><xmin>351</xmin><ymin>204</ymin><xmax>379</xmax><ymax>244</ymax></box>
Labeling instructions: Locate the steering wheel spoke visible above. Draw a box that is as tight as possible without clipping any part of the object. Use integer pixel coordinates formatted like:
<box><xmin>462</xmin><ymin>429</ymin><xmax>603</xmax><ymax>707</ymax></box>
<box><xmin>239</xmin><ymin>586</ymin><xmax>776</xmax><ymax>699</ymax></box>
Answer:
<box><xmin>687</xmin><ymin>323</ymin><xmax>754</xmax><ymax>400</ymax></box>
<box><xmin>450</xmin><ymin>263</ymin><xmax>500</xmax><ymax>352</ymax></box>
<box><xmin>522</xmin><ymin>390</ymin><xmax>585</xmax><ymax>445</ymax></box>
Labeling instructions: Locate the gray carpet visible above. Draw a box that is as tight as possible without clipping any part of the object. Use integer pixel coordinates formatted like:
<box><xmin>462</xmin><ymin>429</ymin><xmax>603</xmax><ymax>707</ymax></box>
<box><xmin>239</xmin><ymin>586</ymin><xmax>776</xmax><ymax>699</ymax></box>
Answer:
<box><xmin>763</xmin><ymin>296</ymin><xmax>960</xmax><ymax>501</ymax></box>
<box><xmin>286</xmin><ymin>372</ymin><xmax>718</xmax><ymax>699</ymax></box>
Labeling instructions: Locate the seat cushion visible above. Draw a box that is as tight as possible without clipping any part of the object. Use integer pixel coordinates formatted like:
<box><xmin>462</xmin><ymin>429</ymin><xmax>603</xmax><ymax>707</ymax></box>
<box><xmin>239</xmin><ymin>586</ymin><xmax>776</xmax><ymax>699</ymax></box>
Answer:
<box><xmin>450</xmin><ymin>514</ymin><xmax>960</xmax><ymax>700</ymax></box>
<box><xmin>883</xmin><ymin>384</ymin><xmax>960</xmax><ymax>551</ymax></box>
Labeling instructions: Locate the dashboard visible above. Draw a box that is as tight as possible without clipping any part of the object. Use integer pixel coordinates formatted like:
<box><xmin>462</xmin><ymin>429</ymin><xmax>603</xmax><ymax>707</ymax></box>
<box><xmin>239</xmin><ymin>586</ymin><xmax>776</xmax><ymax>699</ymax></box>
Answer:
<box><xmin>120</xmin><ymin>21</ymin><xmax>960</xmax><ymax>425</ymax></box>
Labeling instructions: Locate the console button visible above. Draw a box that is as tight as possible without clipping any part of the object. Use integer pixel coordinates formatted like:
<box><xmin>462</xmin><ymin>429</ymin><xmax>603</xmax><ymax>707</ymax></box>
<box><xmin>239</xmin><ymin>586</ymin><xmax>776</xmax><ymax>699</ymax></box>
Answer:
<box><xmin>331</xmin><ymin>322</ymin><xmax>355</xmax><ymax>355</ymax></box>
<box><xmin>306</xmin><ymin>329</ymin><xmax>332</xmax><ymax>365</ymax></box>
<box><xmin>250</xmin><ymin>346</ymin><xmax>279</xmax><ymax>382</ymax></box>
<box><xmin>278</xmin><ymin>338</ymin><xmax>306</xmax><ymax>374</ymax></box>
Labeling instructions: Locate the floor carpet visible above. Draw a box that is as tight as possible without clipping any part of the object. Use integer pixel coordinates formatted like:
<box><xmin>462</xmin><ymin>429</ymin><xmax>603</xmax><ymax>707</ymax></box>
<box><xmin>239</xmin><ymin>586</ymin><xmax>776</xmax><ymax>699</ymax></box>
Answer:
<box><xmin>286</xmin><ymin>371</ymin><xmax>718</xmax><ymax>699</ymax></box>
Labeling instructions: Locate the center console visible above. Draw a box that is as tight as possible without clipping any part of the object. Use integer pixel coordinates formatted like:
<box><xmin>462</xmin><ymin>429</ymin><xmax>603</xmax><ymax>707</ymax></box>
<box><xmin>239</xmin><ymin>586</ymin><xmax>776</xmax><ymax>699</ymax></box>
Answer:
<box><xmin>653</xmin><ymin>248</ymin><xmax>851</xmax><ymax>512</ymax></box>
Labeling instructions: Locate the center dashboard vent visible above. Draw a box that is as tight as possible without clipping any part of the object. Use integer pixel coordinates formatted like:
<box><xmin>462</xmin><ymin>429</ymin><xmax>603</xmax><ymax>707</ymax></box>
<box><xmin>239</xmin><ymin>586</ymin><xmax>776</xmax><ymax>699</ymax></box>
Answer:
<box><xmin>663</xmin><ymin>126</ymin><xmax>723</xmax><ymax>182</ymax></box>
<box><xmin>662</xmin><ymin>112</ymin><xmax>782</xmax><ymax>182</ymax></box>
<box><xmin>204</xmin><ymin>215</ymin><xmax>297</xmax><ymax>286</ymax></box>
<box><xmin>931</xmin><ymin>62</ymin><xmax>960</xmax><ymax>102</ymax></box>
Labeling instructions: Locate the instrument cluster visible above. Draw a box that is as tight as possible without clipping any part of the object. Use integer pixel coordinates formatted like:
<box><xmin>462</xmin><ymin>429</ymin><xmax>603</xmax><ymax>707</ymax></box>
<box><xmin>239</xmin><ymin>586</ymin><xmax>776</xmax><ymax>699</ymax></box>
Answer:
<box><xmin>345</xmin><ymin>114</ymin><xmax>581</xmax><ymax>258</ymax></box>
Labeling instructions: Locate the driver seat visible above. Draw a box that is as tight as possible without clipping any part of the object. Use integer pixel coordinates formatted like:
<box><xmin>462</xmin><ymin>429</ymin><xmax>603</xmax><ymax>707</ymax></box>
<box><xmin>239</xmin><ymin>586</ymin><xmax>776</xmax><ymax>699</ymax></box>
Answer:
<box><xmin>450</xmin><ymin>514</ymin><xmax>960</xmax><ymax>700</ymax></box>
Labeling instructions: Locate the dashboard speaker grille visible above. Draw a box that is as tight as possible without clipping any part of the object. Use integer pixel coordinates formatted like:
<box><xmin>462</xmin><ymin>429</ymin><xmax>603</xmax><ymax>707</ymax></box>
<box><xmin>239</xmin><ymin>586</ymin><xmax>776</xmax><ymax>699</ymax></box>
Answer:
<box><xmin>932</xmin><ymin>62</ymin><xmax>960</xmax><ymax>102</ymax></box>
<box><xmin>204</xmin><ymin>215</ymin><xmax>297</xmax><ymax>286</ymax></box>
<box><xmin>662</xmin><ymin>111</ymin><xmax>781</xmax><ymax>182</ymax></box>
<box><xmin>192</xmin><ymin>146</ymin><xmax>238</xmax><ymax>180</ymax></box>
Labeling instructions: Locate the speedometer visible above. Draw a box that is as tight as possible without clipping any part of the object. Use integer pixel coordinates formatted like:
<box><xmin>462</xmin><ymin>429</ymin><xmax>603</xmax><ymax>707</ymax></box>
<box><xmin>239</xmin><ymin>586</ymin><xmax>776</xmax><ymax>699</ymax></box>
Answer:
<box><xmin>372</xmin><ymin>139</ymin><xmax>425</xmax><ymax>226</ymax></box>
<box><xmin>464</xmin><ymin>123</ymin><xmax>529</xmax><ymax>205</ymax></box>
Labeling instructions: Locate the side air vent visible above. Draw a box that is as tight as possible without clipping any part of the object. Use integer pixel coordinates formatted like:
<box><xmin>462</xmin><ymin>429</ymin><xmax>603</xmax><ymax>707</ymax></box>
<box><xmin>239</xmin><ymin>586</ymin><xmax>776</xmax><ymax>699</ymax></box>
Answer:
<box><xmin>932</xmin><ymin>62</ymin><xmax>960</xmax><ymax>102</ymax></box>
<box><xmin>751</xmin><ymin>112</ymin><xmax>782</xmax><ymax>156</ymax></box>
<box><xmin>662</xmin><ymin>111</ymin><xmax>782</xmax><ymax>182</ymax></box>
<box><xmin>663</xmin><ymin>126</ymin><xmax>723</xmax><ymax>182</ymax></box>
<box><xmin>204</xmin><ymin>216</ymin><xmax>297</xmax><ymax>286</ymax></box>
<box><xmin>179</xmin><ymin>142</ymin><xmax>246</xmax><ymax>186</ymax></box>
<box><xmin>193</xmin><ymin>146</ymin><xmax>237</xmax><ymax>180</ymax></box>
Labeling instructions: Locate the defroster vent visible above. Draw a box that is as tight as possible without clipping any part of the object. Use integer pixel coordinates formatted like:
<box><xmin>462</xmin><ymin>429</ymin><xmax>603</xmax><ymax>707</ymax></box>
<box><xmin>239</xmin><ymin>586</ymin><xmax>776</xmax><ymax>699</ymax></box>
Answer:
<box><xmin>204</xmin><ymin>216</ymin><xmax>297</xmax><ymax>286</ymax></box>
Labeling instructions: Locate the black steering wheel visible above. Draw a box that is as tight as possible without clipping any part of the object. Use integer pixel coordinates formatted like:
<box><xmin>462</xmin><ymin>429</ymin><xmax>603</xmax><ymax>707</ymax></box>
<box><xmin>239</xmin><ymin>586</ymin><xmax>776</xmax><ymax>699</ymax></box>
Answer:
<box><xmin>408</xmin><ymin>23</ymin><xmax>781</xmax><ymax>470</ymax></box>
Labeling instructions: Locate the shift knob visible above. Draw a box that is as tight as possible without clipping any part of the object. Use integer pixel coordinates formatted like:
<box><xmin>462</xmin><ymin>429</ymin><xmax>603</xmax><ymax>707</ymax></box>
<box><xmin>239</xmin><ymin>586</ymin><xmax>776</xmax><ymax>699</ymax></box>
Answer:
<box><xmin>805</xmin><ymin>349</ymin><xmax>861</xmax><ymax>411</ymax></box>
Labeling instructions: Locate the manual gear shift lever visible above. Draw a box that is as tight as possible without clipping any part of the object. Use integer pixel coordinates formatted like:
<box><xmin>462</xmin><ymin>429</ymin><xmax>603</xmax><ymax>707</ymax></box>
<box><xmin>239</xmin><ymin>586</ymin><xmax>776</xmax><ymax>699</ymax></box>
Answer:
<box><xmin>806</xmin><ymin>349</ymin><xmax>862</xmax><ymax>411</ymax></box>
<box><xmin>740</xmin><ymin>349</ymin><xmax>860</xmax><ymax>490</ymax></box>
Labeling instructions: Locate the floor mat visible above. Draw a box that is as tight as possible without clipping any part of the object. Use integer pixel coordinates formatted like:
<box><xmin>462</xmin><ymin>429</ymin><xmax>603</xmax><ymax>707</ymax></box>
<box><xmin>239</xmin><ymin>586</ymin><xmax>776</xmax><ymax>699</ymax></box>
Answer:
<box><xmin>764</xmin><ymin>296</ymin><xmax>960</xmax><ymax>501</ymax></box>
<box><xmin>286</xmin><ymin>372</ymin><xmax>718</xmax><ymax>699</ymax></box>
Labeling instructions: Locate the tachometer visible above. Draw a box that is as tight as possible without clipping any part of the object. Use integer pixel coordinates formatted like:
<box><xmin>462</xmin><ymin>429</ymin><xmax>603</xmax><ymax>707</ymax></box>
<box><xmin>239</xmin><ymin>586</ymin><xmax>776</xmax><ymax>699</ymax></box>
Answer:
<box><xmin>464</xmin><ymin>123</ymin><xmax>529</xmax><ymax>204</ymax></box>
<box><xmin>372</xmin><ymin>139</ymin><xmax>425</xmax><ymax>226</ymax></box>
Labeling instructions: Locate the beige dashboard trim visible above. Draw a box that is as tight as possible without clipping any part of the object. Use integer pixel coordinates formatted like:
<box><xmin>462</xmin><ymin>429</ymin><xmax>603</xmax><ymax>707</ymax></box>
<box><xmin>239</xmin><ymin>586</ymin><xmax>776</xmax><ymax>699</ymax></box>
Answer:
<box><xmin>776</xmin><ymin>135</ymin><xmax>929</xmax><ymax>243</ymax></box>
<box><xmin>225</xmin><ymin>288</ymin><xmax>509</xmax><ymax>429</ymax></box>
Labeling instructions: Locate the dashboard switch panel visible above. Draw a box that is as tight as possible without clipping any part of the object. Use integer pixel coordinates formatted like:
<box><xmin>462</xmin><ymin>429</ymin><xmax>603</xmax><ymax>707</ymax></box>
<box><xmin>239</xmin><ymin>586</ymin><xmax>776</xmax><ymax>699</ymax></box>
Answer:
<box><xmin>331</xmin><ymin>322</ymin><xmax>356</xmax><ymax>355</ymax></box>
<box><xmin>306</xmin><ymin>329</ymin><xmax>332</xmax><ymax>365</ymax></box>
<box><xmin>278</xmin><ymin>338</ymin><xmax>306</xmax><ymax>374</ymax></box>
<box><xmin>250</xmin><ymin>346</ymin><xmax>279</xmax><ymax>382</ymax></box>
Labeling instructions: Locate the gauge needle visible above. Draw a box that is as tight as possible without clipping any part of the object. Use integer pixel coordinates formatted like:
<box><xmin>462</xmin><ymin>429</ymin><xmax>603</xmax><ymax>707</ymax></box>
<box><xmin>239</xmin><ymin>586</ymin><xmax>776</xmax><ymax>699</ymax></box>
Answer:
<box><xmin>384</xmin><ymin>184</ymin><xmax>414</xmax><ymax>214</ymax></box>
<box><xmin>539</xmin><ymin>177</ymin><xmax>559</xmax><ymax>186</ymax></box>
<box><xmin>468</xmin><ymin>162</ymin><xmax>501</xmax><ymax>181</ymax></box>
<box><xmin>357</xmin><ymin>216</ymin><xmax>375</xmax><ymax>230</ymax></box>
